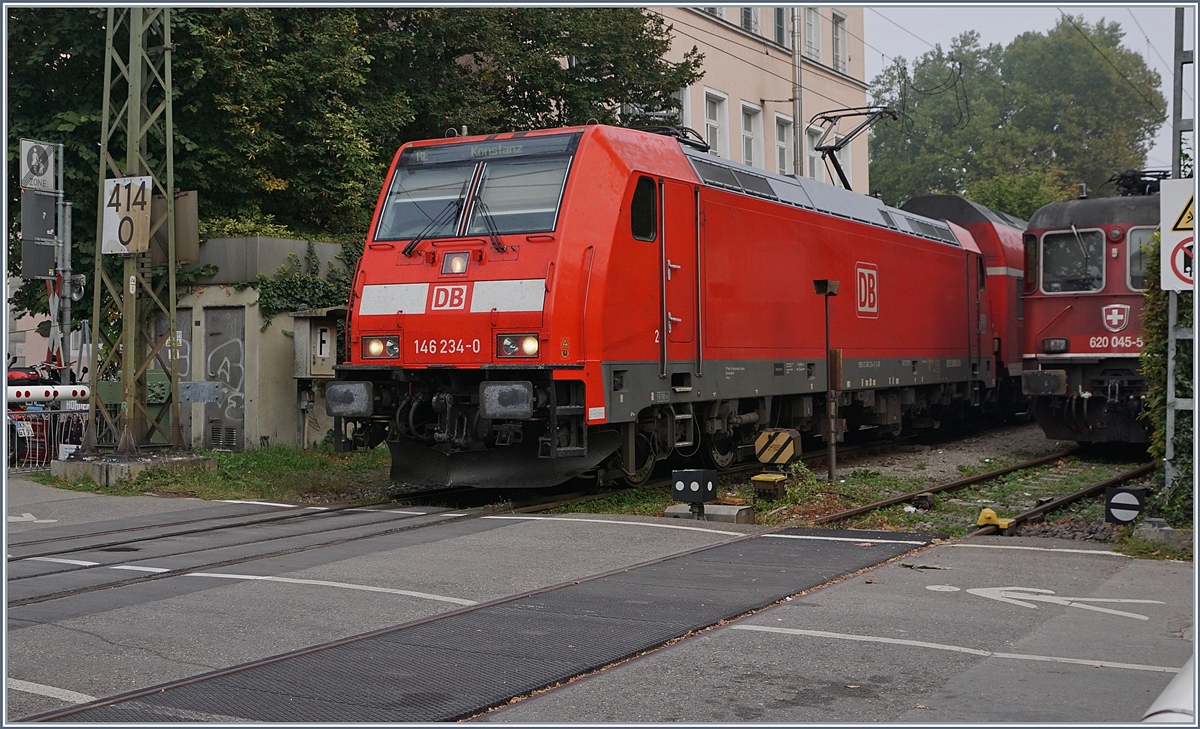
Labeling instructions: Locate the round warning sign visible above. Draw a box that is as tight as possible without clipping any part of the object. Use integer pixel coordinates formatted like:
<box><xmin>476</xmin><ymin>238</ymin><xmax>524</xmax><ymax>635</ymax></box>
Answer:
<box><xmin>1170</xmin><ymin>236</ymin><xmax>1193</xmax><ymax>287</ymax></box>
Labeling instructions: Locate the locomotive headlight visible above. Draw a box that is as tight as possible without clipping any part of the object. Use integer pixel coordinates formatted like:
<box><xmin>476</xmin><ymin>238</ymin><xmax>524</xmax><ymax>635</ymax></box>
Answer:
<box><xmin>1043</xmin><ymin>338</ymin><xmax>1069</xmax><ymax>353</ymax></box>
<box><xmin>442</xmin><ymin>251</ymin><xmax>470</xmax><ymax>275</ymax></box>
<box><xmin>363</xmin><ymin>336</ymin><xmax>400</xmax><ymax>359</ymax></box>
<box><xmin>497</xmin><ymin>334</ymin><xmax>539</xmax><ymax>358</ymax></box>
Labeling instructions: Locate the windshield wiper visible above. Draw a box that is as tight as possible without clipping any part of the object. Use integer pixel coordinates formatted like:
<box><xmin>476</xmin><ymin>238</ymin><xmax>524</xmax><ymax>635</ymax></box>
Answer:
<box><xmin>402</xmin><ymin>197</ymin><xmax>462</xmax><ymax>257</ymax></box>
<box><xmin>472</xmin><ymin>197</ymin><xmax>506</xmax><ymax>253</ymax></box>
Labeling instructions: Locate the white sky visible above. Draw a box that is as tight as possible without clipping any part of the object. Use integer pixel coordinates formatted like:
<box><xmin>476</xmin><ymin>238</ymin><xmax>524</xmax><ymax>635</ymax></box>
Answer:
<box><xmin>861</xmin><ymin>4</ymin><xmax>1196</xmax><ymax>170</ymax></box>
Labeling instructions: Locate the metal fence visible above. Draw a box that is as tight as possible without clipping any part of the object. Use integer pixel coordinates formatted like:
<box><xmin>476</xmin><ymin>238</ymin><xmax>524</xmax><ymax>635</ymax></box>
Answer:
<box><xmin>6</xmin><ymin>403</ymin><xmax>88</xmax><ymax>474</ymax></box>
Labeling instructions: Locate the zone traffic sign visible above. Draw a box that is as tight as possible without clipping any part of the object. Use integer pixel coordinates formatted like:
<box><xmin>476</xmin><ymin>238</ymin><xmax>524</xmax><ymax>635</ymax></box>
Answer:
<box><xmin>19</xmin><ymin>139</ymin><xmax>56</xmax><ymax>191</ymax></box>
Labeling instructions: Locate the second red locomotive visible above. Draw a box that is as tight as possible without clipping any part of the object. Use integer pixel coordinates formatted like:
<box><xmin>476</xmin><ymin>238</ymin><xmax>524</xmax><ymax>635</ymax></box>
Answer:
<box><xmin>1015</xmin><ymin>173</ymin><xmax>1162</xmax><ymax>444</ymax></box>
<box><xmin>327</xmin><ymin>124</ymin><xmax>1026</xmax><ymax>487</ymax></box>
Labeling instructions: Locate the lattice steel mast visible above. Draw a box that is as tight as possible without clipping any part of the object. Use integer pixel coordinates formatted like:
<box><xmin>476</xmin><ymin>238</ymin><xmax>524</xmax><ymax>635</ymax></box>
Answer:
<box><xmin>81</xmin><ymin>8</ymin><xmax>183</xmax><ymax>456</ymax></box>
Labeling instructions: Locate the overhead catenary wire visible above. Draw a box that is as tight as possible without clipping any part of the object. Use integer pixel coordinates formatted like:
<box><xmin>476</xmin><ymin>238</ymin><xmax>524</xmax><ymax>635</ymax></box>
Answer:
<box><xmin>1125</xmin><ymin>7</ymin><xmax>1192</xmax><ymax>106</ymax></box>
<box><xmin>1057</xmin><ymin>9</ymin><xmax>1169</xmax><ymax>121</ymax></box>
<box><xmin>647</xmin><ymin>9</ymin><xmax>864</xmax><ymax>111</ymax></box>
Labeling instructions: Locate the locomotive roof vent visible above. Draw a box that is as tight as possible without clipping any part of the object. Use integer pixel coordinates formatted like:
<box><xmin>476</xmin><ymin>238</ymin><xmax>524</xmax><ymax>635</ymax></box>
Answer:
<box><xmin>680</xmin><ymin>145</ymin><xmax>961</xmax><ymax>248</ymax></box>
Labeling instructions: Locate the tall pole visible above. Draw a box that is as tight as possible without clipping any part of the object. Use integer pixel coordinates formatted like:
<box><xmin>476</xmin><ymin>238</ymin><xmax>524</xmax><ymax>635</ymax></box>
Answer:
<box><xmin>791</xmin><ymin>7</ymin><xmax>804</xmax><ymax>176</ymax></box>
<box><xmin>824</xmin><ymin>293</ymin><xmax>836</xmax><ymax>482</ymax></box>
<box><xmin>1165</xmin><ymin>6</ymin><xmax>1194</xmax><ymax>491</ymax></box>
<box><xmin>82</xmin><ymin>7</ymin><xmax>181</xmax><ymax>457</ymax></box>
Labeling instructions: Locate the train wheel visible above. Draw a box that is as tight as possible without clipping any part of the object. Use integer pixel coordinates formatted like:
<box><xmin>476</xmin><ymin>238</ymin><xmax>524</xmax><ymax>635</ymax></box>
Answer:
<box><xmin>702</xmin><ymin>431</ymin><xmax>737</xmax><ymax>470</ymax></box>
<box><xmin>622</xmin><ymin>433</ymin><xmax>656</xmax><ymax>487</ymax></box>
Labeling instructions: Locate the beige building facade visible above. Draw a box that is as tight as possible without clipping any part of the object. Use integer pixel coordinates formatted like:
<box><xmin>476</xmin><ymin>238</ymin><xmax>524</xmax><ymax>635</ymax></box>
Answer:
<box><xmin>654</xmin><ymin>6</ymin><xmax>869</xmax><ymax>193</ymax></box>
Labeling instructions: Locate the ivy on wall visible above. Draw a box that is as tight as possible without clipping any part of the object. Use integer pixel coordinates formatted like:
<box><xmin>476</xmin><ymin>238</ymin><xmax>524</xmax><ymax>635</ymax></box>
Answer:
<box><xmin>251</xmin><ymin>241</ymin><xmax>359</xmax><ymax>329</ymax></box>
<box><xmin>1139</xmin><ymin>231</ymin><xmax>1193</xmax><ymax>525</ymax></box>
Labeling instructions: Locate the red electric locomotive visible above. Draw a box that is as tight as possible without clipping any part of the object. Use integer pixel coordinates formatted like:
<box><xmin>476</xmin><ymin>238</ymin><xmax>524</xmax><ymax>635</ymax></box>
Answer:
<box><xmin>328</xmin><ymin>124</ymin><xmax>1022</xmax><ymax>488</ymax></box>
<box><xmin>1017</xmin><ymin>171</ymin><xmax>1163</xmax><ymax>444</ymax></box>
<box><xmin>899</xmin><ymin>195</ymin><xmax>1028</xmax><ymax>405</ymax></box>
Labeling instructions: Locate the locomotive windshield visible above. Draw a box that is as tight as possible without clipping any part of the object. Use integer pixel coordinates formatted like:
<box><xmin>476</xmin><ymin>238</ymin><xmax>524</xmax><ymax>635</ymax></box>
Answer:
<box><xmin>1041</xmin><ymin>229</ymin><xmax>1104</xmax><ymax>292</ymax></box>
<box><xmin>374</xmin><ymin>132</ymin><xmax>581</xmax><ymax>241</ymax></box>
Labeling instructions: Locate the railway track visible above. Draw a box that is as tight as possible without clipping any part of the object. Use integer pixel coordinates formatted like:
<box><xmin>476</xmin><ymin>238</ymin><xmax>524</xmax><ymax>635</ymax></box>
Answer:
<box><xmin>6</xmin><ymin>505</ymin><xmax>478</xmax><ymax>608</ymax></box>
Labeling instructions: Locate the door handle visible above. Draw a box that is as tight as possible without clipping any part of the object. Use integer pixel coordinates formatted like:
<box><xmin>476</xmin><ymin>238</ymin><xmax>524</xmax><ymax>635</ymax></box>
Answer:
<box><xmin>667</xmin><ymin>313</ymin><xmax>682</xmax><ymax>333</ymax></box>
<box><xmin>666</xmin><ymin>259</ymin><xmax>682</xmax><ymax>281</ymax></box>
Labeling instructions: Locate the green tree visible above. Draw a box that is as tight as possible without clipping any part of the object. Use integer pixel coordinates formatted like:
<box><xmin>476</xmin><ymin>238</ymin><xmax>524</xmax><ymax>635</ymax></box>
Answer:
<box><xmin>869</xmin><ymin>16</ymin><xmax>1165</xmax><ymax>207</ymax></box>
<box><xmin>963</xmin><ymin>169</ymin><xmax>1074</xmax><ymax>221</ymax></box>
<box><xmin>6</xmin><ymin>7</ymin><xmax>703</xmax><ymax>320</ymax></box>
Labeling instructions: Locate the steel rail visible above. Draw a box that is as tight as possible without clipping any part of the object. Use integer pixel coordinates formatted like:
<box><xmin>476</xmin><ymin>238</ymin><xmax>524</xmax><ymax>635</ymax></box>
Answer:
<box><xmin>6</xmin><ymin>510</ymin><xmax>479</xmax><ymax>608</ymax></box>
<box><xmin>806</xmin><ymin>448</ymin><xmax>1077</xmax><ymax>525</ymax></box>
<box><xmin>965</xmin><ymin>461</ymin><xmax>1156</xmax><ymax>537</ymax></box>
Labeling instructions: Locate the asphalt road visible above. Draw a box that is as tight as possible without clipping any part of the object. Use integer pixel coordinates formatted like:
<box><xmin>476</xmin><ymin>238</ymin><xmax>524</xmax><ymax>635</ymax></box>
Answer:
<box><xmin>6</xmin><ymin>475</ymin><xmax>1193</xmax><ymax>723</ymax></box>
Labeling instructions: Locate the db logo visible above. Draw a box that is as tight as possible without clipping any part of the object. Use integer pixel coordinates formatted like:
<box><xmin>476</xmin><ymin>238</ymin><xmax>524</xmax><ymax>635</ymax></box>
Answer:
<box><xmin>856</xmin><ymin>263</ymin><xmax>878</xmax><ymax>318</ymax></box>
<box><xmin>431</xmin><ymin>284</ymin><xmax>468</xmax><ymax>311</ymax></box>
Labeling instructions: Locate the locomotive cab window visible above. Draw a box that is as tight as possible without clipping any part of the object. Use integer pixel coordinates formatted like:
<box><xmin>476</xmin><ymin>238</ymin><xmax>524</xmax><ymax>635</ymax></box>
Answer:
<box><xmin>1041</xmin><ymin>228</ymin><xmax>1104</xmax><ymax>293</ymax></box>
<box><xmin>466</xmin><ymin>157</ymin><xmax>571</xmax><ymax>235</ymax></box>
<box><xmin>631</xmin><ymin>176</ymin><xmax>657</xmax><ymax>241</ymax></box>
<box><xmin>1127</xmin><ymin>226</ymin><xmax>1155</xmax><ymax>291</ymax></box>
<box><xmin>374</xmin><ymin>132</ymin><xmax>580</xmax><ymax>242</ymax></box>
<box><xmin>1022</xmin><ymin>233</ymin><xmax>1038</xmax><ymax>294</ymax></box>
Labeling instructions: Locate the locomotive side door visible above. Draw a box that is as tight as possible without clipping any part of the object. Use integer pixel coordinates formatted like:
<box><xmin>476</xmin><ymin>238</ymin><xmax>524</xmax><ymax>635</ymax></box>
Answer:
<box><xmin>660</xmin><ymin>179</ymin><xmax>698</xmax><ymax>372</ymax></box>
<box><xmin>966</xmin><ymin>253</ymin><xmax>982</xmax><ymax>370</ymax></box>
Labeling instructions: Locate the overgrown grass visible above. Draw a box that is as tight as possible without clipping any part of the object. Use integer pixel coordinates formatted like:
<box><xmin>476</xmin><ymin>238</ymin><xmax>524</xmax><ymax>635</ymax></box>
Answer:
<box><xmin>34</xmin><ymin>445</ymin><xmax>392</xmax><ymax>502</ymax></box>
<box><xmin>1114</xmin><ymin>537</ymin><xmax>1193</xmax><ymax>561</ymax></box>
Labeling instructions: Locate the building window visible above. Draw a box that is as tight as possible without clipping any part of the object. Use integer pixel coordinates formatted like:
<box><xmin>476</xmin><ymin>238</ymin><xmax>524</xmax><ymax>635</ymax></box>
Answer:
<box><xmin>774</xmin><ymin>8</ymin><xmax>788</xmax><ymax>46</ymax></box>
<box><xmin>775</xmin><ymin>118</ymin><xmax>793</xmax><ymax>175</ymax></box>
<box><xmin>805</xmin><ymin>8</ymin><xmax>822</xmax><ymax>61</ymax></box>
<box><xmin>742</xmin><ymin>106</ymin><xmax>760</xmax><ymax>167</ymax></box>
<box><xmin>740</xmin><ymin>8</ymin><xmax>756</xmax><ymax>32</ymax></box>
<box><xmin>702</xmin><ymin>7</ymin><xmax>722</xmax><ymax>19</ymax></box>
<box><xmin>806</xmin><ymin>127</ymin><xmax>822</xmax><ymax>179</ymax></box>
<box><xmin>672</xmin><ymin>87</ymin><xmax>689</xmax><ymax>128</ymax></box>
<box><xmin>705</xmin><ymin>93</ymin><xmax>725</xmax><ymax>157</ymax></box>
<box><xmin>834</xmin><ymin>136</ymin><xmax>851</xmax><ymax>187</ymax></box>
<box><xmin>832</xmin><ymin>12</ymin><xmax>848</xmax><ymax>73</ymax></box>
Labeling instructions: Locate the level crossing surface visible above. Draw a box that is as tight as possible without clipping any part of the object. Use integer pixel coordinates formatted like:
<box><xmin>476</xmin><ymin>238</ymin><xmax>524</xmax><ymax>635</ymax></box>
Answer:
<box><xmin>5</xmin><ymin>475</ymin><xmax>1192</xmax><ymax>723</ymax></box>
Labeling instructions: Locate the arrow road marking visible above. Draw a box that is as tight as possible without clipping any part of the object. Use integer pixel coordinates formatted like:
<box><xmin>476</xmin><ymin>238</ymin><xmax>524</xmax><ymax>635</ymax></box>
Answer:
<box><xmin>966</xmin><ymin>586</ymin><xmax>1163</xmax><ymax>620</ymax></box>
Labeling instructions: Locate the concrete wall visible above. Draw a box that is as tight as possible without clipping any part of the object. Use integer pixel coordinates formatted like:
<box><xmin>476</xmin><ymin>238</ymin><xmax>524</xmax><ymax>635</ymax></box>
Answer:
<box><xmin>188</xmin><ymin>237</ymin><xmax>344</xmax><ymax>286</ymax></box>
<box><xmin>656</xmin><ymin>6</ymin><xmax>870</xmax><ymax>193</ymax></box>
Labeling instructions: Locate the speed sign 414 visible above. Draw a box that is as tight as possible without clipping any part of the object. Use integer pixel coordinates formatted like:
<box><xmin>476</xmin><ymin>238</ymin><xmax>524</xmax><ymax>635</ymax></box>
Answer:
<box><xmin>102</xmin><ymin>176</ymin><xmax>153</xmax><ymax>255</ymax></box>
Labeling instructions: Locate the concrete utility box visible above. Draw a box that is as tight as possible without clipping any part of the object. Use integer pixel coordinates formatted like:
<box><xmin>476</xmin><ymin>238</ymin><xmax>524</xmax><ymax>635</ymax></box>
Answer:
<box><xmin>291</xmin><ymin>307</ymin><xmax>344</xmax><ymax>380</ymax></box>
<box><xmin>169</xmin><ymin>237</ymin><xmax>349</xmax><ymax>451</ymax></box>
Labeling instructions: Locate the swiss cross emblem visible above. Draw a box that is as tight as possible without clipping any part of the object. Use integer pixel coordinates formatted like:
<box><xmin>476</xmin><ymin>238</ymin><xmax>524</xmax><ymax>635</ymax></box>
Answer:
<box><xmin>1101</xmin><ymin>304</ymin><xmax>1130</xmax><ymax>333</ymax></box>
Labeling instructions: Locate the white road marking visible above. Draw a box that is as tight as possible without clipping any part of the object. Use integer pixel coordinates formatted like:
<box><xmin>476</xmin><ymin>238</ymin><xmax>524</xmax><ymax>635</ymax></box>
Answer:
<box><xmin>731</xmin><ymin>625</ymin><xmax>1181</xmax><ymax>673</ymax></box>
<box><xmin>484</xmin><ymin>515</ymin><xmax>742</xmax><ymax>536</ymax></box>
<box><xmin>443</xmin><ymin>513</ymin><xmax>470</xmax><ymax>517</ymax></box>
<box><xmin>109</xmin><ymin>565</ymin><xmax>171</xmax><ymax>573</ymax></box>
<box><xmin>23</xmin><ymin>557</ymin><xmax>99</xmax><ymax>567</ymax></box>
<box><xmin>8</xmin><ymin>513</ymin><xmax>57</xmax><ymax>523</ymax></box>
<box><xmin>346</xmin><ymin>508</ymin><xmax>426</xmax><ymax>515</ymax></box>
<box><xmin>950</xmin><ymin>543</ymin><xmax>1129</xmax><ymax>557</ymax></box>
<box><xmin>220</xmin><ymin>500</ymin><xmax>298</xmax><ymax>508</ymax></box>
<box><xmin>765</xmin><ymin>534</ymin><xmax>928</xmax><ymax>546</ymax></box>
<box><xmin>966</xmin><ymin>586</ymin><xmax>1163</xmax><ymax>620</ymax></box>
<box><xmin>186</xmin><ymin>572</ymin><xmax>477</xmax><ymax>606</ymax></box>
<box><xmin>7</xmin><ymin>678</ymin><xmax>96</xmax><ymax>704</ymax></box>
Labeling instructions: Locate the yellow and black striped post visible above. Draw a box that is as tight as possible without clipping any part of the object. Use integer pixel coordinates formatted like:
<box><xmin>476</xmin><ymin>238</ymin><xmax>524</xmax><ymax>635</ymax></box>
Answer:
<box><xmin>754</xmin><ymin>428</ymin><xmax>802</xmax><ymax>465</ymax></box>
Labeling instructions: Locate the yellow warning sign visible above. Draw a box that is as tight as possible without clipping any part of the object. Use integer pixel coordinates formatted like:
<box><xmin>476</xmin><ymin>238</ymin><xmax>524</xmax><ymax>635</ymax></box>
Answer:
<box><xmin>1172</xmin><ymin>194</ymin><xmax>1194</xmax><ymax>232</ymax></box>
